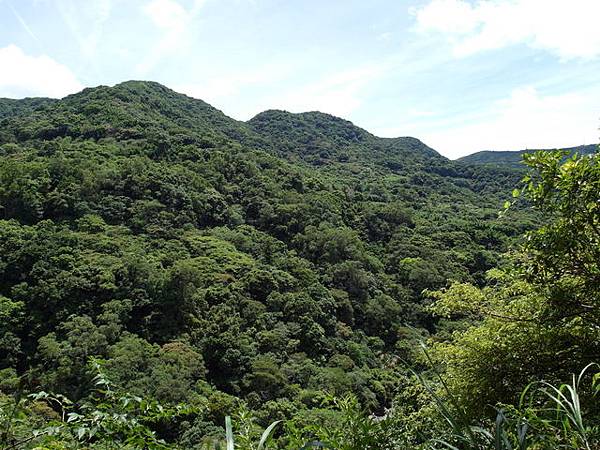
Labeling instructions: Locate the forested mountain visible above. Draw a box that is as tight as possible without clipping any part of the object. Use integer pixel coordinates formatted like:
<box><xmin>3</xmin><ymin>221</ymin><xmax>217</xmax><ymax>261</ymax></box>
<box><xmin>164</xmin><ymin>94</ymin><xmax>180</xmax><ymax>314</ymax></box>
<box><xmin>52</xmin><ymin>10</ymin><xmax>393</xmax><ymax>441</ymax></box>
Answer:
<box><xmin>0</xmin><ymin>97</ymin><xmax>56</xmax><ymax>120</ymax></box>
<box><xmin>248</xmin><ymin>109</ymin><xmax>441</xmax><ymax>165</ymax></box>
<box><xmin>459</xmin><ymin>143</ymin><xmax>598</xmax><ymax>169</ymax></box>
<box><xmin>1</xmin><ymin>81</ymin><xmax>597</xmax><ymax>449</ymax></box>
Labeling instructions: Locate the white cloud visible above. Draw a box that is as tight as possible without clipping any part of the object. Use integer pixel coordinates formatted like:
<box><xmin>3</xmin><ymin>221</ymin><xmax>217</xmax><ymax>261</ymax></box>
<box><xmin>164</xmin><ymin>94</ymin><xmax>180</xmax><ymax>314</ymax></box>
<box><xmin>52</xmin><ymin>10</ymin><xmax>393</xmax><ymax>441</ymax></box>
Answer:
<box><xmin>414</xmin><ymin>0</ymin><xmax>480</xmax><ymax>34</ymax></box>
<box><xmin>0</xmin><ymin>44</ymin><xmax>83</xmax><ymax>98</ymax></box>
<box><xmin>177</xmin><ymin>63</ymin><xmax>389</xmax><ymax>120</ymax></box>
<box><xmin>137</xmin><ymin>0</ymin><xmax>206</xmax><ymax>74</ymax></box>
<box><xmin>174</xmin><ymin>63</ymin><xmax>387</xmax><ymax>120</ymax></box>
<box><xmin>413</xmin><ymin>0</ymin><xmax>600</xmax><ymax>60</ymax></box>
<box><xmin>270</xmin><ymin>65</ymin><xmax>388</xmax><ymax>118</ymax></box>
<box><xmin>144</xmin><ymin>0</ymin><xmax>189</xmax><ymax>31</ymax></box>
<box><xmin>54</xmin><ymin>0</ymin><xmax>113</xmax><ymax>62</ymax></box>
<box><xmin>174</xmin><ymin>63</ymin><xmax>294</xmax><ymax>106</ymax></box>
<box><xmin>417</xmin><ymin>86</ymin><xmax>599</xmax><ymax>158</ymax></box>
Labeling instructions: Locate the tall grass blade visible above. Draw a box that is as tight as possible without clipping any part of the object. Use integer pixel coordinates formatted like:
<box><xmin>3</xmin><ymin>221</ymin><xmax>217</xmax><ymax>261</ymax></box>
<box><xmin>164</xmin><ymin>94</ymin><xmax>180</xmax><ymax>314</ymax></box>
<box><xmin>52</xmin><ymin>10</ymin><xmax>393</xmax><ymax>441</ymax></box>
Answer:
<box><xmin>225</xmin><ymin>416</ymin><xmax>234</xmax><ymax>450</ymax></box>
<box><xmin>257</xmin><ymin>420</ymin><xmax>282</xmax><ymax>450</ymax></box>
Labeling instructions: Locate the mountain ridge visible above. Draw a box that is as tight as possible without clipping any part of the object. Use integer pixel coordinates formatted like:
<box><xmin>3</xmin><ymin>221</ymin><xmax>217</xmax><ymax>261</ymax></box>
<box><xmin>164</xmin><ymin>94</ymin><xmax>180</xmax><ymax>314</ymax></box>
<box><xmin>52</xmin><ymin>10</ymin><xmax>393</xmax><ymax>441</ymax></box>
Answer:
<box><xmin>4</xmin><ymin>81</ymin><xmax>590</xmax><ymax>171</ymax></box>
<box><xmin>2</xmin><ymin>81</ymin><xmax>446</xmax><ymax>164</ymax></box>
<box><xmin>459</xmin><ymin>144</ymin><xmax>598</xmax><ymax>168</ymax></box>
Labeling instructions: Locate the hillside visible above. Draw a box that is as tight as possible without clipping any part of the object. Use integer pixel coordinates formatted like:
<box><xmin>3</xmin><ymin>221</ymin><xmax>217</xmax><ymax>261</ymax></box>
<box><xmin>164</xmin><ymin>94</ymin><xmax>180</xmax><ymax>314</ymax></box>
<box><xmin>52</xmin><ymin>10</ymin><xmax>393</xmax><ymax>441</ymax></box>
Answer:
<box><xmin>459</xmin><ymin>144</ymin><xmax>598</xmax><ymax>168</ymax></box>
<box><xmin>0</xmin><ymin>96</ymin><xmax>56</xmax><ymax>119</ymax></box>
<box><xmin>248</xmin><ymin>109</ymin><xmax>442</xmax><ymax>167</ymax></box>
<box><xmin>0</xmin><ymin>81</ymin><xmax>550</xmax><ymax>448</ymax></box>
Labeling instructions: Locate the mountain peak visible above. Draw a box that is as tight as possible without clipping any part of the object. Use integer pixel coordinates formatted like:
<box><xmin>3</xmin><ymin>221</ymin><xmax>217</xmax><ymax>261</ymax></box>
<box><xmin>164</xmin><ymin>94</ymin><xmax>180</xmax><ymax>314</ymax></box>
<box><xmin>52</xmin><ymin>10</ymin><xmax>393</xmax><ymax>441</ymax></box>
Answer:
<box><xmin>1</xmin><ymin>80</ymin><xmax>254</xmax><ymax>145</ymax></box>
<box><xmin>246</xmin><ymin>107</ymin><xmax>445</xmax><ymax>166</ymax></box>
<box><xmin>249</xmin><ymin>108</ymin><xmax>372</xmax><ymax>145</ymax></box>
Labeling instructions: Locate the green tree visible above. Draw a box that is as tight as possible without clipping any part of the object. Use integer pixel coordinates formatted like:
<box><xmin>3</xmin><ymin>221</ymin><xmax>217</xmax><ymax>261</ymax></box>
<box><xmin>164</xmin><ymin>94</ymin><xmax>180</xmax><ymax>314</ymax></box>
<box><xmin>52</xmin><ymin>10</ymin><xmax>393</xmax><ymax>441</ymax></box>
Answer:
<box><xmin>430</xmin><ymin>150</ymin><xmax>600</xmax><ymax>416</ymax></box>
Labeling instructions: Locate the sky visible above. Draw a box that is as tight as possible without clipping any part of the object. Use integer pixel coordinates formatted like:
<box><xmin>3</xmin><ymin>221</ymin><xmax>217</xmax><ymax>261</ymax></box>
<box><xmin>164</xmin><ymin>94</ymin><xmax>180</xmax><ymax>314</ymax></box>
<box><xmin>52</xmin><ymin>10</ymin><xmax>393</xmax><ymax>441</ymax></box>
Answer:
<box><xmin>0</xmin><ymin>0</ymin><xmax>599</xmax><ymax>158</ymax></box>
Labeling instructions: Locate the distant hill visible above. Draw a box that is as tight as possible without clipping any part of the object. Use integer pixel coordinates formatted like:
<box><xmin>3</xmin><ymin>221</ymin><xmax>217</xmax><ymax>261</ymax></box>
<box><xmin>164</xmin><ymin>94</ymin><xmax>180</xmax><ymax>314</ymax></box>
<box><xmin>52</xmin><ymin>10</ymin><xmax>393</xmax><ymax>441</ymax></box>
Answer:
<box><xmin>0</xmin><ymin>96</ymin><xmax>56</xmax><ymax>119</ymax></box>
<box><xmin>459</xmin><ymin>144</ymin><xmax>598</xmax><ymax>169</ymax></box>
<box><xmin>248</xmin><ymin>109</ymin><xmax>444</xmax><ymax>170</ymax></box>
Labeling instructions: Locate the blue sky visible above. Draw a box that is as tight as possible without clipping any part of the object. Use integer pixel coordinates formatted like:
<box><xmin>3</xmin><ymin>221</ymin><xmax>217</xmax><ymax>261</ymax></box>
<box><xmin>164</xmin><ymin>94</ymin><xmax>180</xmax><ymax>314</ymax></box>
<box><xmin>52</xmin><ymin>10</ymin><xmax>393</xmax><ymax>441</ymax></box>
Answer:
<box><xmin>0</xmin><ymin>0</ymin><xmax>599</xmax><ymax>158</ymax></box>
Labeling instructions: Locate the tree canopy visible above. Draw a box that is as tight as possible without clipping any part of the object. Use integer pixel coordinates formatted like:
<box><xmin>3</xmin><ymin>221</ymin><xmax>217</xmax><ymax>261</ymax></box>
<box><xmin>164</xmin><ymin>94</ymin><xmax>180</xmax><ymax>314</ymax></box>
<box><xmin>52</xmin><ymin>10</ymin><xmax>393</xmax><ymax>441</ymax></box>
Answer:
<box><xmin>0</xmin><ymin>82</ymin><xmax>597</xmax><ymax>449</ymax></box>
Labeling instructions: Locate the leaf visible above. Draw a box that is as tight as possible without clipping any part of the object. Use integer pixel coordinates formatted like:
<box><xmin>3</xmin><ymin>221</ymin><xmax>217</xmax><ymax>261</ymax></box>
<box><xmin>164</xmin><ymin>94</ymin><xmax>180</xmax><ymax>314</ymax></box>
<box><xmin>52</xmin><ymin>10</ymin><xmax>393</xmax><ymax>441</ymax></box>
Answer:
<box><xmin>76</xmin><ymin>427</ymin><xmax>87</xmax><ymax>440</ymax></box>
<box><xmin>257</xmin><ymin>420</ymin><xmax>282</xmax><ymax>450</ymax></box>
<box><xmin>67</xmin><ymin>412</ymin><xmax>83</xmax><ymax>423</ymax></box>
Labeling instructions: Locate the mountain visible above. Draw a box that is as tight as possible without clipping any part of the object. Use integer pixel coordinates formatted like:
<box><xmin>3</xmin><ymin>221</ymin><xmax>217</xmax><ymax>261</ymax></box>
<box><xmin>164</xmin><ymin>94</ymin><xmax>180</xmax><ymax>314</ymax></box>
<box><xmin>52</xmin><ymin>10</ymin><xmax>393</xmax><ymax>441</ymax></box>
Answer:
<box><xmin>0</xmin><ymin>80</ymin><xmax>264</xmax><ymax>147</ymax></box>
<box><xmin>0</xmin><ymin>81</ymin><xmax>537</xmax><ymax>445</ymax></box>
<box><xmin>0</xmin><ymin>96</ymin><xmax>56</xmax><ymax>119</ymax></box>
<box><xmin>248</xmin><ymin>109</ymin><xmax>443</xmax><ymax>167</ymax></box>
<box><xmin>459</xmin><ymin>144</ymin><xmax>598</xmax><ymax>169</ymax></box>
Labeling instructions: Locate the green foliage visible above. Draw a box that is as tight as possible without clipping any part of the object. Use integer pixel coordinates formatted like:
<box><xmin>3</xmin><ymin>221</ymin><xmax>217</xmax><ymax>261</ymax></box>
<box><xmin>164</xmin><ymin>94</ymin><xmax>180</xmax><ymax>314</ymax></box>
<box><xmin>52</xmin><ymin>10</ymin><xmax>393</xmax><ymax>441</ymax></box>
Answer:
<box><xmin>429</xmin><ymin>151</ymin><xmax>600</xmax><ymax>418</ymax></box>
<box><xmin>427</xmin><ymin>363</ymin><xmax>600</xmax><ymax>450</ymax></box>
<box><xmin>518</xmin><ymin>150</ymin><xmax>600</xmax><ymax>325</ymax></box>
<box><xmin>3</xmin><ymin>81</ymin><xmax>594</xmax><ymax>448</ymax></box>
<box><xmin>0</xmin><ymin>358</ymin><xmax>199</xmax><ymax>449</ymax></box>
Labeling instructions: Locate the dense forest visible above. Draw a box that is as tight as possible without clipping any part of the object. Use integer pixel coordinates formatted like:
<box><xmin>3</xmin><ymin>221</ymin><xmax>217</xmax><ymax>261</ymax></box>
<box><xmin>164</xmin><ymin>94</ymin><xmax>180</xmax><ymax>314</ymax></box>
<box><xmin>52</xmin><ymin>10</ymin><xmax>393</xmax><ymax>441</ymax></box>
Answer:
<box><xmin>0</xmin><ymin>81</ymin><xmax>598</xmax><ymax>449</ymax></box>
